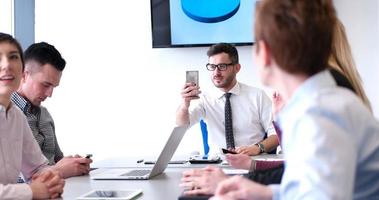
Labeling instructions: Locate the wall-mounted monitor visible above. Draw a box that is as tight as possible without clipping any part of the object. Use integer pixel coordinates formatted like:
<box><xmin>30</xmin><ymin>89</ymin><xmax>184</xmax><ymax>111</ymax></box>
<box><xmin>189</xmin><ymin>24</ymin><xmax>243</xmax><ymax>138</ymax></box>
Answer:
<box><xmin>150</xmin><ymin>0</ymin><xmax>257</xmax><ymax>48</ymax></box>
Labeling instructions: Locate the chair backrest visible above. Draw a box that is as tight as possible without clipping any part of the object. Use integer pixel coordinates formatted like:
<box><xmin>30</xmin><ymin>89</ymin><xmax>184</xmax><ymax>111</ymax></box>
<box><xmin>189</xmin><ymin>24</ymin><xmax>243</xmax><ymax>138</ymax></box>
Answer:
<box><xmin>200</xmin><ymin>119</ymin><xmax>210</xmax><ymax>155</ymax></box>
<box><xmin>200</xmin><ymin>120</ymin><xmax>278</xmax><ymax>155</ymax></box>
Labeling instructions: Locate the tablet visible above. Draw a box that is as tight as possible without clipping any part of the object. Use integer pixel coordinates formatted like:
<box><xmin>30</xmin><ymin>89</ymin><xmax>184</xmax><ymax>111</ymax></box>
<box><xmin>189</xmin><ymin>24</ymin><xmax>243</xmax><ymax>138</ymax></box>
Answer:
<box><xmin>77</xmin><ymin>189</ymin><xmax>142</xmax><ymax>200</ymax></box>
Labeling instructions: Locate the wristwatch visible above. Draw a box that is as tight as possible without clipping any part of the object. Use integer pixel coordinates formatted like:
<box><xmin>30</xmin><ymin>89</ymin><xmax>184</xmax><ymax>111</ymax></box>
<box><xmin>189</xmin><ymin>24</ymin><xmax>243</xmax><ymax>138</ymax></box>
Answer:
<box><xmin>255</xmin><ymin>143</ymin><xmax>265</xmax><ymax>154</ymax></box>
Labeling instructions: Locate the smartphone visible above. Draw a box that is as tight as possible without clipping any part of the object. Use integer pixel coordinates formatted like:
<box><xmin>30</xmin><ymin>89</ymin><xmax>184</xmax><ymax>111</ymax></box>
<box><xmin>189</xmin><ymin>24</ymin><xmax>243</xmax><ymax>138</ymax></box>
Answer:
<box><xmin>85</xmin><ymin>154</ymin><xmax>93</xmax><ymax>159</ymax></box>
<box><xmin>186</xmin><ymin>70</ymin><xmax>199</xmax><ymax>86</ymax></box>
<box><xmin>77</xmin><ymin>189</ymin><xmax>142</xmax><ymax>200</ymax></box>
<box><xmin>221</xmin><ymin>148</ymin><xmax>237</xmax><ymax>155</ymax></box>
<box><xmin>186</xmin><ymin>70</ymin><xmax>199</xmax><ymax>98</ymax></box>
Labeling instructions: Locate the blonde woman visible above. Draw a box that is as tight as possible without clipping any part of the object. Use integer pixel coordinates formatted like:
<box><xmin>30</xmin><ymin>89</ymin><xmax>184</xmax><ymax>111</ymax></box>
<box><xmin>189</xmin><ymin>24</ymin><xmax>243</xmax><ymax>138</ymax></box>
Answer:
<box><xmin>329</xmin><ymin>19</ymin><xmax>372</xmax><ymax>111</ymax></box>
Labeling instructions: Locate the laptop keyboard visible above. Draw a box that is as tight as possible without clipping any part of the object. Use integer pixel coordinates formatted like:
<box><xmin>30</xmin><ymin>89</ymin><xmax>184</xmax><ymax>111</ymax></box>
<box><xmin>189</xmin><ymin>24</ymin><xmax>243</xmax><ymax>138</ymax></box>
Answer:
<box><xmin>121</xmin><ymin>169</ymin><xmax>151</xmax><ymax>177</ymax></box>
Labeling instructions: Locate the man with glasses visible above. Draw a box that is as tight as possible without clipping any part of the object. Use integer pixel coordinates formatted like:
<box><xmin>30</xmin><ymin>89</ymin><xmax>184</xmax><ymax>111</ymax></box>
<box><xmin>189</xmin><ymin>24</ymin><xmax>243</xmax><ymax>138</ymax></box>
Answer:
<box><xmin>176</xmin><ymin>43</ymin><xmax>278</xmax><ymax>155</ymax></box>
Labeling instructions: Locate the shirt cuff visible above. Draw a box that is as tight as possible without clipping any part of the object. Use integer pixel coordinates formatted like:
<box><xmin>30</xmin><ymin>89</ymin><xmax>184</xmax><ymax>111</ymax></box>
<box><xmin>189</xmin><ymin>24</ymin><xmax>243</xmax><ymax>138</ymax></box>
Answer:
<box><xmin>269</xmin><ymin>184</ymin><xmax>280</xmax><ymax>200</ymax></box>
<box><xmin>12</xmin><ymin>184</ymin><xmax>33</xmax><ymax>200</ymax></box>
<box><xmin>266</xmin><ymin>123</ymin><xmax>277</xmax><ymax>137</ymax></box>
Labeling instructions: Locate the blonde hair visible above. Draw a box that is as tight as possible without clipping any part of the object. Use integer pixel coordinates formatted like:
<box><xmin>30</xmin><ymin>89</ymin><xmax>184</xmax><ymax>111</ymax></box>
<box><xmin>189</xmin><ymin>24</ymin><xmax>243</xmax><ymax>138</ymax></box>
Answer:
<box><xmin>329</xmin><ymin>19</ymin><xmax>372</xmax><ymax>112</ymax></box>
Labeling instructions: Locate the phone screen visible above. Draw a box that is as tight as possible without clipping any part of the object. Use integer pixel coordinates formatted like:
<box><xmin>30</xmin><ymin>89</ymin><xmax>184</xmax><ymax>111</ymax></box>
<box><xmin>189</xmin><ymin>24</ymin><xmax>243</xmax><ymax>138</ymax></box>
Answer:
<box><xmin>186</xmin><ymin>70</ymin><xmax>199</xmax><ymax>86</ymax></box>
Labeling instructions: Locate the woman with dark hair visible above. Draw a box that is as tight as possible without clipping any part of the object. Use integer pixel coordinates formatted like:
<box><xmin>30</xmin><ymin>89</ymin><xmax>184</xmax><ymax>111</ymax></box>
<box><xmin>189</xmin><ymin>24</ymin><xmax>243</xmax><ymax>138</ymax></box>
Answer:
<box><xmin>0</xmin><ymin>32</ymin><xmax>65</xmax><ymax>199</ymax></box>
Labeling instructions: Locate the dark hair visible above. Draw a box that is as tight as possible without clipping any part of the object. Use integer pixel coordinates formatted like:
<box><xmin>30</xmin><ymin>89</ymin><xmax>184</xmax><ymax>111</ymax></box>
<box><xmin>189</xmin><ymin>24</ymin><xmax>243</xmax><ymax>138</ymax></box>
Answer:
<box><xmin>255</xmin><ymin>0</ymin><xmax>336</xmax><ymax>76</ymax></box>
<box><xmin>0</xmin><ymin>32</ymin><xmax>24</xmax><ymax>70</ymax></box>
<box><xmin>24</xmin><ymin>42</ymin><xmax>66</xmax><ymax>71</ymax></box>
<box><xmin>207</xmin><ymin>43</ymin><xmax>239</xmax><ymax>64</ymax></box>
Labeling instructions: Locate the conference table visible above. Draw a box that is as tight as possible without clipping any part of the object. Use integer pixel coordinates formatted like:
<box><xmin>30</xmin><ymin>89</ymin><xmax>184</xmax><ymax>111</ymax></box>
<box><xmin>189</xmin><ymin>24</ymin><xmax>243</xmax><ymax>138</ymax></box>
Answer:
<box><xmin>62</xmin><ymin>168</ymin><xmax>191</xmax><ymax>199</ymax></box>
<box><xmin>61</xmin><ymin>154</ymin><xmax>283</xmax><ymax>199</ymax></box>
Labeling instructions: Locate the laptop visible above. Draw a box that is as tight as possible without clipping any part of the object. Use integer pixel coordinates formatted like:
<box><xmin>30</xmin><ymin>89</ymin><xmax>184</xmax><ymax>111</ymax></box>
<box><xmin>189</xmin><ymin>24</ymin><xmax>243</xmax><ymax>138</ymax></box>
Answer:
<box><xmin>91</xmin><ymin>126</ymin><xmax>188</xmax><ymax>180</ymax></box>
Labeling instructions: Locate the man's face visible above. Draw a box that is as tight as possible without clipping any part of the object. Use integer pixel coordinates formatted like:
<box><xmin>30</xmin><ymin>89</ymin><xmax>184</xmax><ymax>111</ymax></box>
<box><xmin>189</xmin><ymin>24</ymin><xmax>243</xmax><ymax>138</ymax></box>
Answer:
<box><xmin>20</xmin><ymin>62</ymin><xmax>62</xmax><ymax>106</ymax></box>
<box><xmin>209</xmin><ymin>52</ymin><xmax>239</xmax><ymax>90</ymax></box>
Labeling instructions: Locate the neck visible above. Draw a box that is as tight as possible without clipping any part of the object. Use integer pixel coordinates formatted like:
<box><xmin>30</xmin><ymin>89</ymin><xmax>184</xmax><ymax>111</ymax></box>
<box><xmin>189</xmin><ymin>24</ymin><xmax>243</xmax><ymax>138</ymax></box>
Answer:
<box><xmin>16</xmin><ymin>89</ymin><xmax>31</xmax><ymax>104</ymax></box>
<box><xmin>16</xmin><ymin>88</ymin><xmax>25</xmax><ymax>97</ymax></box>
<box><xmin>220</xmin><ymin>79</ymin><xmax>237</xmax><ymax>93</ymax></box>
<box><xmin>274</xmin><ymin>71</ymin><xmax>308</xmax><ymax>102</ymax></box>
<box><xmin>0</xmin><ymin>95</ymin><xmax>11</xmax><ymax>110</ymax></box>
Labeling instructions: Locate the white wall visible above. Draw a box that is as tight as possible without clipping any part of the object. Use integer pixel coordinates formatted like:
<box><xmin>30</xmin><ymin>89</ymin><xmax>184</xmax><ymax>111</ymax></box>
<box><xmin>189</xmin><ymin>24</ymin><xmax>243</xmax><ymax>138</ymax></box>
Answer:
<box><xmin>0</xmin><ymin>0</ymin><xmax>13</xmax><ymax>34</ymax></box>
<box><xmin>334</xmin><ymin>0</ymin><xmax>379</xmax><ymax>116</ymax></box>
<box><xmin>34</xmin><ymin>0</ymin><xmax>378</xmax><ymax>162</ymax></box>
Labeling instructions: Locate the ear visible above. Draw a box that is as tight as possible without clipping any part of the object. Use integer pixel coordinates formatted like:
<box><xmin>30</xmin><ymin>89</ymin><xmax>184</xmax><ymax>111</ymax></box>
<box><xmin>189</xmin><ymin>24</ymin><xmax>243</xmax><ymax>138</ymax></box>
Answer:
<box><xmin>21</xmin><ymin>71</ymin><xmax>30</xmax><ymax>83</ymax></box>
<box><xmin>257</xmin><ymin>40</ymin><xmax>271</xmax><ymax>68</ymax></box>
<box><xmin>234</xmin><ymin>63</ymin><xmax>241</xmax><ymax>73</ymax></box>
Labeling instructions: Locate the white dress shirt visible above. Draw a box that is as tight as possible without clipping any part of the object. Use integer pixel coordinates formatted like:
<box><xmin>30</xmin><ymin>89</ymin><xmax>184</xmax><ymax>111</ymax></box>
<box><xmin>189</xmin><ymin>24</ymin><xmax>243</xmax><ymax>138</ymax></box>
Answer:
<box><xmin>270</xmin><ymin>70</ymin><xmax>379</xmax><ymax>200</ymax></box>
<box><xmin>189</xmin><ymin>82</ymin><xmax>275</xmax><ymax>149</ymax></box>
<box><xmin>0</xmin><ymin>103</ymin><xmax>49</xmax><ymax>200</ymax></box>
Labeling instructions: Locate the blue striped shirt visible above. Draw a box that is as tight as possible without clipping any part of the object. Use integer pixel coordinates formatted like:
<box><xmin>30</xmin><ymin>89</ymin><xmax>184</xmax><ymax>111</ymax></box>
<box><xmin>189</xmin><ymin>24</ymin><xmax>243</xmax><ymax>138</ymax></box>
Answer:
<box><xmin>271</xmin><ymin>70</ymin><xmax>379</xmax><ymax>200</ymax></box>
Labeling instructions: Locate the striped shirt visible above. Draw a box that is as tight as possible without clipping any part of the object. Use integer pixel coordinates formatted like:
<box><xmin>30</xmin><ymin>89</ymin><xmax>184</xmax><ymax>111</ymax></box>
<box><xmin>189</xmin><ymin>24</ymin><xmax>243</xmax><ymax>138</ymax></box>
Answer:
<box><xmin>11</xmin><ymin>92</ymin><xmax>64</xmax><ymax>165</ymax></box>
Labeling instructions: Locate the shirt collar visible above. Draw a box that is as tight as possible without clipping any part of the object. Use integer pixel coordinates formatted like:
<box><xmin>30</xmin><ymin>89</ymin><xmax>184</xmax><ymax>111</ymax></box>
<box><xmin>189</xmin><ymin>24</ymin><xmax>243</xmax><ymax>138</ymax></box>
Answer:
<box><xmin>11</xmin><ymin>92</ymin><xmax>40</xmax><ymax>114</ymax></box>
<box><xmin>0</xmin><ymin>102</ymin><xmax>17</xmax><ymax>118</ymax></box>
<box><xmin>215</xmin><ymin>81</ymin><xmax>241</xmax><ymax>99</ymax></box>
<box><xmin>0</xmin><ymin>103</ymin><xmax>7</xmax><ymax>113</ymax></box>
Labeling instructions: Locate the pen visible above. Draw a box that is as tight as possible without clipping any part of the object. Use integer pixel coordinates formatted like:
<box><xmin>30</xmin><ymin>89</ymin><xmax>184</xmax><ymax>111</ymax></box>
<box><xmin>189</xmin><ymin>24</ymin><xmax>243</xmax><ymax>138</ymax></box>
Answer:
<box><xmin>137</xmin><ymin>159</ymin><xmax>144</xmax><ymax>163</ymax></box>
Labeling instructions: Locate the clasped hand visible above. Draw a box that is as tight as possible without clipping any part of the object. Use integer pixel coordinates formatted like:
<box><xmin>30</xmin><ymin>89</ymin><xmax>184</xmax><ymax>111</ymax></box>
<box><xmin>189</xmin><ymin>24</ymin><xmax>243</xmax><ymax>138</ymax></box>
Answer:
<box><xmin>30</xmin><ymin>169</ymin><xmax>65</xmax><ymax>199</ymax></box>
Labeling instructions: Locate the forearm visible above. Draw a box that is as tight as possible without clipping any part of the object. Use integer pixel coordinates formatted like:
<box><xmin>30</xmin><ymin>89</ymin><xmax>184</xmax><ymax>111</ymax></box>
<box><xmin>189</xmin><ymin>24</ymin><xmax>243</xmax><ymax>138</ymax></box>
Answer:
<box><xmin>22</xmin><ymin>158</ymin><xmax>50</xmax><ymax>183</ymax></box>
<box><xmin>246</xmin><ymin>161</ymin><xmax>284</xmax><ymax>185</ymax></box>
<box><xmin>50</xmin><ymin>160</ymin><xmax>72</xmax><ymax>178</ymax></box>
<box><xmin>236</xmin><ymin>135</ymin><xmax>278</xmax><ymax>155</ymax></box>
<box><xmin>261</xmin><ymin>135</ymin><xmax>279</xmax><ymax>153</ymax></box>
<box><xmin>176</xmin><ymin>103</ymin><xmax>190</xmax><ymax>126</ymax></box>
<box><xmin>250</xmin><ymin>160</ymin><xmax>284</xmax><ymax>171</ymax></box>
<box><xmin>50</xmin><ymin>165</ymin><xmax>63</xmax><ymax>177</ymax></box>
<box><xmin>54</xmin><ymin>136</ymin><xmax>64</xmax><ymax>164</ymax></box>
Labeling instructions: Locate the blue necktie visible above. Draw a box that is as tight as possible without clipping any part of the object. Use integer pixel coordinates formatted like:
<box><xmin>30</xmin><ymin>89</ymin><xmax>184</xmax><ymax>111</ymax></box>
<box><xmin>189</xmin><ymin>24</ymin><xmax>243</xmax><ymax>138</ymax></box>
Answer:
<box><xmin>224</xmin><ymin>93</ymin><xmax>235</xmax><ymax>149</ymax></box>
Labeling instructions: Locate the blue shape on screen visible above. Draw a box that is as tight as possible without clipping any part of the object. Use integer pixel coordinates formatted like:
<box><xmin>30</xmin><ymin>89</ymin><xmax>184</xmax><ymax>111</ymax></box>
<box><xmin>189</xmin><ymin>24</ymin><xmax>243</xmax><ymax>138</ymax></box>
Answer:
<box><xmin>181</xmin><ymin>0</ymin><xmax>240</xmax><ymax>23</ymax></box>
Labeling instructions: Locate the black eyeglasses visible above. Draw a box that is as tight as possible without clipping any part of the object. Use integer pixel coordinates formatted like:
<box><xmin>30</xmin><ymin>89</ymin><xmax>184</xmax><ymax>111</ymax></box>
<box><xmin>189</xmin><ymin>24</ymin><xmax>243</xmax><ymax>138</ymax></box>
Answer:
<box><xmin>206</xmin><ymin>63</ymin><xmax>234</xmax><ymax>71</ymax></box>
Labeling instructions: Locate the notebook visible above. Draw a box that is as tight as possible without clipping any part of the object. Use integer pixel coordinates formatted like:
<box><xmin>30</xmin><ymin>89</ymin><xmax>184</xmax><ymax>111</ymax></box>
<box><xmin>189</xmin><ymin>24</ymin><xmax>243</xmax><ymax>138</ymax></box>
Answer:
<box><xmin>91</xmin><ymin>126</ymin><xmax>188</xmax><ymax>180</ymax></box>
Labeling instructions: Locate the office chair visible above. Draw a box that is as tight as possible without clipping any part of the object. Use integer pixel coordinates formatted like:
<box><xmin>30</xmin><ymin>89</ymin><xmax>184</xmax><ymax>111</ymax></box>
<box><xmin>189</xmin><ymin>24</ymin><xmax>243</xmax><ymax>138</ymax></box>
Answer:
<box><xmin>199</xmin><ymin>119</ymin><xmax>210</xmax><ymax>155</ymax></box>
<box><xmin>200</xmin><ymin>120</ymin><xmax>277</xmax><ymax>155</ymax></box>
